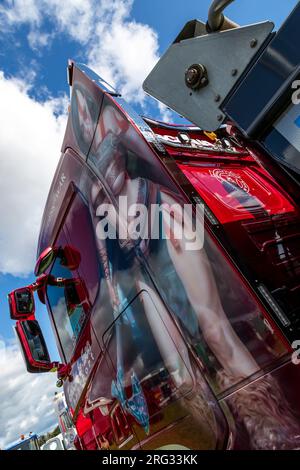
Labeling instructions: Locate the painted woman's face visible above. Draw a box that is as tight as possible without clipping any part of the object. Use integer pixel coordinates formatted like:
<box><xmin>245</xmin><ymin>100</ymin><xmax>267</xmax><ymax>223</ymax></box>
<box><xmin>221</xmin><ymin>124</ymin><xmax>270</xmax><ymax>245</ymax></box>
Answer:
<box><xmin>104</xmin><ymin>152</ymin><xmax>126</xmax><ymax>195</ymax></box>
<box><xmin>76</xmin><ymin>89</ymin><xmax>94</xmax><ymax>144</ymax></box>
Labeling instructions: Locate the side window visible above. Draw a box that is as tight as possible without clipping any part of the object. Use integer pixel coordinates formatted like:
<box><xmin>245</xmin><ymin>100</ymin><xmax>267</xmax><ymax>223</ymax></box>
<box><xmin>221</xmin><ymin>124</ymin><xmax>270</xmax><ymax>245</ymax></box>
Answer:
<box><xmin>64</xmin><ymin>193</ymin><xmax>100</xmax><ymax>306</ymax></box>
<box><xmin>46</xmin><ymin>192</ymin><xmax>100</xmax><ymax>363</ymax></box>
<box><xmin>46</xmin><ymin>252</ymin><xmax>87</xmax><ymax>363</ymax></box>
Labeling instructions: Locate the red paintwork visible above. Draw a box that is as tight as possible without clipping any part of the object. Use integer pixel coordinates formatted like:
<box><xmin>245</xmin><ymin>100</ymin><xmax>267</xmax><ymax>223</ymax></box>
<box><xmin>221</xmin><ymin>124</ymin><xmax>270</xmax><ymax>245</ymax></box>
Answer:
<box><xmin>61</xmin><ymin>245</ymin><xmax>81</xmax><ymax>271</ymax></box>
<box><xmin>179</xmin><ymin>163</ymin><xmax>295</xmax><ymax>224</ymax></box>
<box><xmin>147</xmin><ymin>118</ymin><xmax>300</xmax><ymax>345</ymax></box>
<box><xmin>172</xmin><ymin>146</ymin><xmax>300</xmax><ymax>349</ymax></box>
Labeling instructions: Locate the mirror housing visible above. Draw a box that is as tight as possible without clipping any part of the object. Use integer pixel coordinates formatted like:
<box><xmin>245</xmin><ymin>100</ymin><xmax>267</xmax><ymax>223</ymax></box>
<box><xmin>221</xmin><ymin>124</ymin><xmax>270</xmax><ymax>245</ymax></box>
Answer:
<box><xmin>8</xmin><ymin>287</ymin><xmax>35</xmax><ymax>320</ymax></box>
<box><xmin>34</xmin><ymin>245</ymin><xmax>81</xmax><ymax>277</ymax></box>
<box><xmin>15</xmin><ymin>320</ymin><xmax>59</xmax><ymax>373</ymax></box>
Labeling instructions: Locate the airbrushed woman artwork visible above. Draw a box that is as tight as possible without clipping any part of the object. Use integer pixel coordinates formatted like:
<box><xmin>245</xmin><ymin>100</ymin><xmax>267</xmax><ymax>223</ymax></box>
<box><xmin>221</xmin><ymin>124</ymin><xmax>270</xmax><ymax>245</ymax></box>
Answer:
<box><xmin>72</xmin><ymin>83</ymin><xmax>300</xmax><ymax>449</ymax></box>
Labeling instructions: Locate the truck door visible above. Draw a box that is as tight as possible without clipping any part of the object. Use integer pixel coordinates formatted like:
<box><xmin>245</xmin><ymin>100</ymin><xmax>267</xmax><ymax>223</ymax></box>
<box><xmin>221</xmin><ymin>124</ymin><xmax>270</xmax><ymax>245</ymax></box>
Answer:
<box><xmin>101</xmin><ymin>288</ymin><xmax>229</xmax><ymax>450</ymax></box>
<box><xmin>79</xmin><ymin>94</ymin><xmax>230</xmax><ymax>449</ymax></box>
<box><xmin>45</xmin><ymin>222</ymin><xmax>101</xmax><ymax>413</ymax></box>
<box><xmin>61</xmin><ymin>187</ymin><xmax>141</xmax><ymax>449</ymax></box>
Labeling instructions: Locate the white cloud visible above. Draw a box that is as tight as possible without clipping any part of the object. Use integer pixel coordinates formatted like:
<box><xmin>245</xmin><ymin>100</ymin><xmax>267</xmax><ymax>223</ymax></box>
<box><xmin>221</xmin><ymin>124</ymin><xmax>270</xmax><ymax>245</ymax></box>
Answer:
<box><xmin>0</xmin><ymin>0</ymin><xmax>41</xmax><ymax>26</ymax></box>
<box><xmin>157</xmin><ymin>102</ymin><xmax>175</xmax><ymax>123</ymax></box>
<box><xmin>27</xmin><ymin>30</ymin><xmax>52</xmax><ymax>50</ymax></box>
<box><xmin>0</xmin><ymin>338</ymin><xmax>57</xmax><ymax>448</ymax></box>
<box><xmin>47</xmin><ymin>0</ymin><xmax>95</xmax><ymax>43</ymax></box>
<box><xmin>88</xmin><ymin>2</ymin><xmax>160</xmax><ymax>104</ymax></box>
<box><xmin>0</xmin><ymin>72</ymin><xmax>68</xmax><ymax>276</ymax></box>
<box><xmin>0</xmin><ymin>0</ymin><xmax>161</xmax><ymax>105</ymax></box>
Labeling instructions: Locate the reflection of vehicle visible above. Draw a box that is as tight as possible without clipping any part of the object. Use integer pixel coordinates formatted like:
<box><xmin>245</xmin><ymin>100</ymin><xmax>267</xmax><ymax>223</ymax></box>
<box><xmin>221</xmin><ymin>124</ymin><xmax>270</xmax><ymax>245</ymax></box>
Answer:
<box><xmin>6</xmin><ymin>434</ymin><xmax>39</xmax><ymax>451</ymax></box>
<box><xmin>7</xmin><ymin>0</ymin><xmax>300</xmax><ymax>450</ymax></box>
<box><xmin>53</xmin><ymin>392</ymin><xmax>77</xmax><ymax>450</ymax></box>
<box><xmin>41</xmin><ymin>434</ymin><xmax>65</xmax><ymax>451</ymax></box>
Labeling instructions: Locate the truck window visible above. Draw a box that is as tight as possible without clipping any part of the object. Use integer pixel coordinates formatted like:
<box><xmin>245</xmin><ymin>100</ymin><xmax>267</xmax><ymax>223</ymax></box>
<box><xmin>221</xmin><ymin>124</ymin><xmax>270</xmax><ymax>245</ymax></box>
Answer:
<box><xmin>47</xmin><ymin>256</ymin><xmax>87</xmax><ymax>363</ymax></box>
<box><xmin>46</xmin><ymin>192</ymin><xmax>100</xmax><ymax>363</ymax></box>
<box><xmin>64</xmin><ymin>193</ymin><xmax>100</xmax><ymax>306</ymax></box>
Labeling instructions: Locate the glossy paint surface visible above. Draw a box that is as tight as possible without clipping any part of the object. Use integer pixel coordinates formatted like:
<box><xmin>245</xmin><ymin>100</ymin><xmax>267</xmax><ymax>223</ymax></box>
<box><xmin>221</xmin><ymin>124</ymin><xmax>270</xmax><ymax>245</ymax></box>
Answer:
<box><xmin>31</xmin><ymin>63</ymin><xmax>300</xmax><ymax>450</ymax></box>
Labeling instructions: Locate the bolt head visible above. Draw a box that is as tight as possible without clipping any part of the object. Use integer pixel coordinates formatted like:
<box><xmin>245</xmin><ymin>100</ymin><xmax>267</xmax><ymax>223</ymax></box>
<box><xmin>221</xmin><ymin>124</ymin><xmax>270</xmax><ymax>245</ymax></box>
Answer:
<box><xmin>185</xmin><ymin>64</ymin><xmax>208</xmax><ymax>90</ymax></box>
<box><xmin>186</xmin><ymin>68</ymin><xmax>199</xmax><ymax>85</ymax></box>
<box><xmin>250</xmin><ymin>39</ymin><xmax>258</xmax><ymax>48</ymax></box>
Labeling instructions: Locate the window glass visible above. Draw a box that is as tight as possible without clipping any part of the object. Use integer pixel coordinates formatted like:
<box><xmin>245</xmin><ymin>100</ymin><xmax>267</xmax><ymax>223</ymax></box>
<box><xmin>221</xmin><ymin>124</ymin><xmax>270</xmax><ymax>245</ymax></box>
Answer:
<box><xmin>46</xmin><ymin>194</ymin><xmax>100</xmax><ymax>363</ymax></box>
<box><xmin>64</xmin><ymin>193</ymin><xmax>100</xmax><ymax>306</ymax></box>
<box><xmin>47</xmin><ymin>255</ymin><xmax>87</xmax><ymax>363</ymax></box>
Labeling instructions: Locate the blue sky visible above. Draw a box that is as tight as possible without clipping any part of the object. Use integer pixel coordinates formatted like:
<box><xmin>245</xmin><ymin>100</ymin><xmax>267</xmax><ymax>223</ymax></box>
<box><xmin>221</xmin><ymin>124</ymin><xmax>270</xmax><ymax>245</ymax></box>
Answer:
<box><xmin>0</xmin><ymin>0</ymin><xmax>298</xmax><ymax>447</ymax></box>
<box><xmin>0</xmin><ymin>1</ymin><xmax>298</xmax><ymax>108</ymax></box>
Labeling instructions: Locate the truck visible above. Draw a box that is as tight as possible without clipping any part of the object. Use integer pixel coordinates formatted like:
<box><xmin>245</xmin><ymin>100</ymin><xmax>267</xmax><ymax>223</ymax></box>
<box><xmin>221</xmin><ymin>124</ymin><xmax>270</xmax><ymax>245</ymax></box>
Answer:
<box><xmin>6</xmin><ymin>434</ymin><xmax>40</xmax><ymax>451</ymax></box>
<box><xmin>53</xmin><ymin>392</ymin><xmax>77</xmax><ymax>450</ymax></box>
<box><xmin>7</xmin><ymin>0</ymin><xmax>300</xmax><ymax>450</ymax></box>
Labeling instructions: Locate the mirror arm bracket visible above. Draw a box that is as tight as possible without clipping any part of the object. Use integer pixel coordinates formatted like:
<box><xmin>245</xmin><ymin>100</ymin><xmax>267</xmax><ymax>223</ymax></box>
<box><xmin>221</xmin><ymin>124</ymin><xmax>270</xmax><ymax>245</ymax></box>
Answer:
<box><xmin>30</xmin><ymin>274</ymin><xmax>48</xmax><ymax>292</ymax></box>
<box><xmin>55</xmin><ymin>363</ymin><xmax>73</xmax><ymax>387</ymax></box>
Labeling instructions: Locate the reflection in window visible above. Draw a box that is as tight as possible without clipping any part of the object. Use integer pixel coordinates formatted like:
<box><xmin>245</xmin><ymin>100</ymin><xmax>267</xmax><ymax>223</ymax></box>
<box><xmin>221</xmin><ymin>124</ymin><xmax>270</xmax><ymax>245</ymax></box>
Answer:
<box><xmin>47</xmin><ymin>257</ymin><xmax>87</xmax><ymax>362</ymax></box>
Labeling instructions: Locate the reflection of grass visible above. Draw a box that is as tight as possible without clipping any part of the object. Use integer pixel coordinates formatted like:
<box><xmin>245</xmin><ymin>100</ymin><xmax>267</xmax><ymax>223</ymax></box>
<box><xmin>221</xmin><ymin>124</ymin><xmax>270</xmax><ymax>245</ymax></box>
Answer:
<box><xmin>134</xmin><ymin>398</ymin><xmax>216</xmax><ymax>450</ymax></box>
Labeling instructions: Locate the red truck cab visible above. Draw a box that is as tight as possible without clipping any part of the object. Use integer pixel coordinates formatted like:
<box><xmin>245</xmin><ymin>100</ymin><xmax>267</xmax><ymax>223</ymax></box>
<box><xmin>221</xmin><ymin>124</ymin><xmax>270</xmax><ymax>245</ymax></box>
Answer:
<box><xmin>8</xmin><ymin>15</ymin><xmax>300</xmax><ymax>448</ymax></box>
